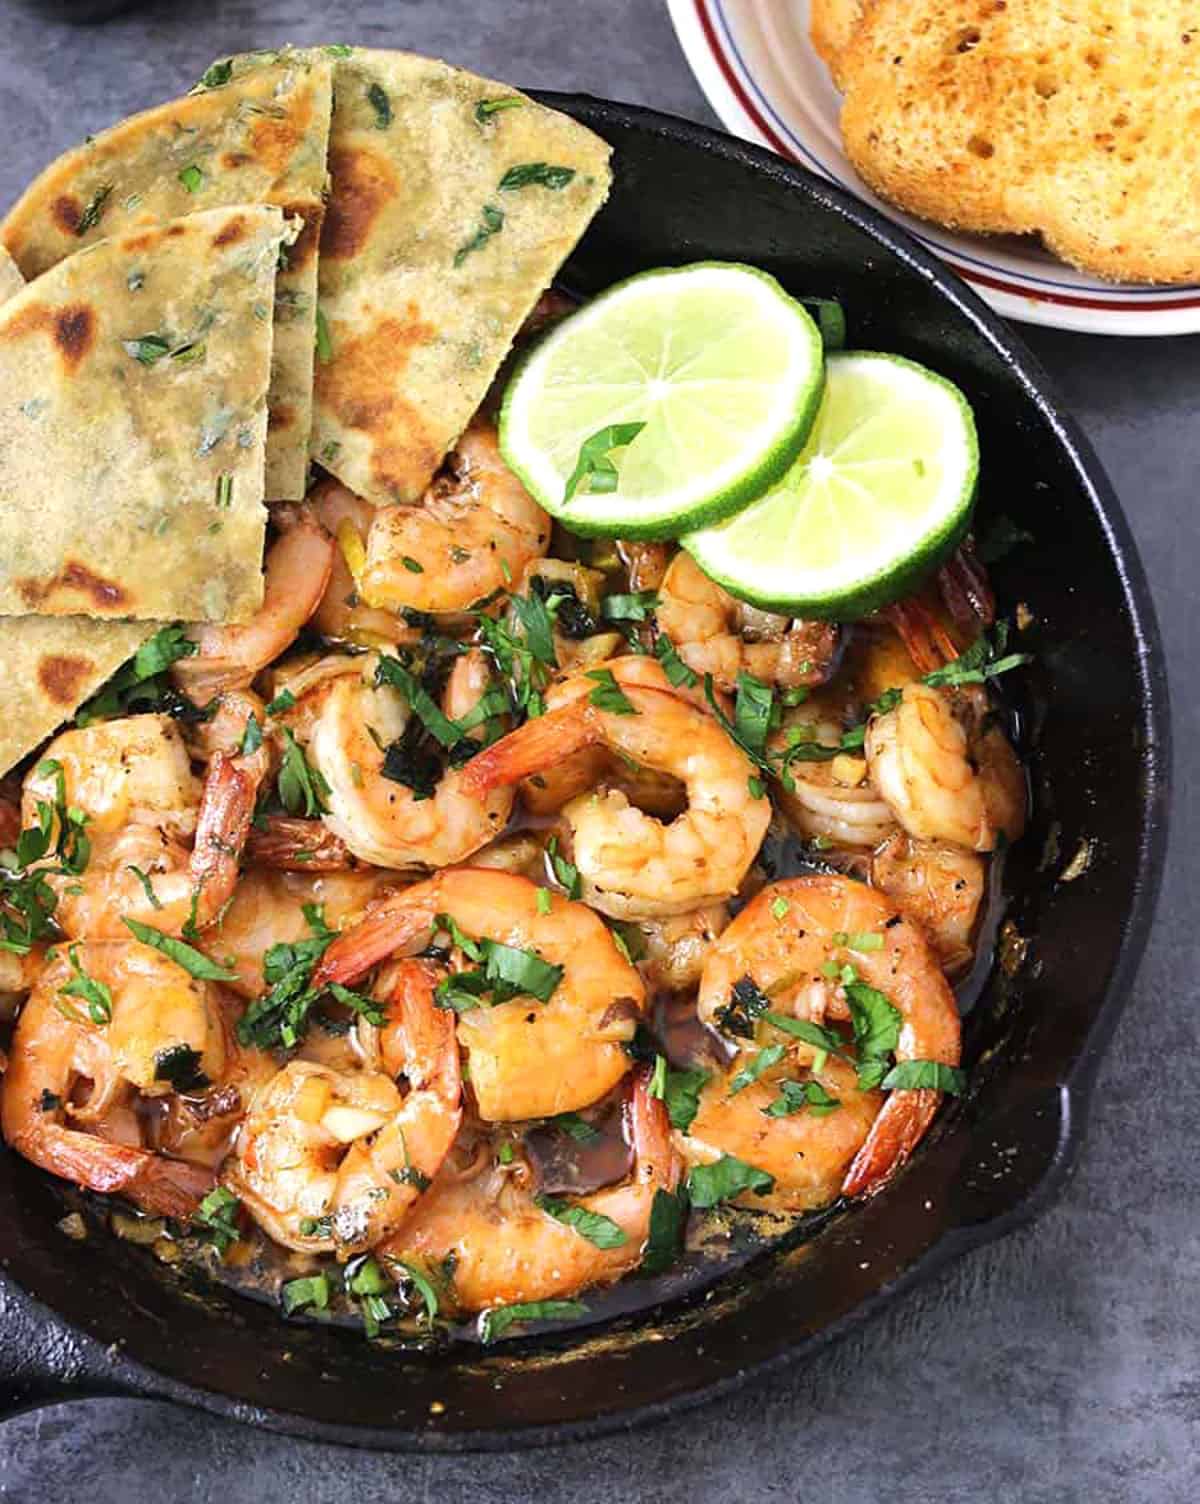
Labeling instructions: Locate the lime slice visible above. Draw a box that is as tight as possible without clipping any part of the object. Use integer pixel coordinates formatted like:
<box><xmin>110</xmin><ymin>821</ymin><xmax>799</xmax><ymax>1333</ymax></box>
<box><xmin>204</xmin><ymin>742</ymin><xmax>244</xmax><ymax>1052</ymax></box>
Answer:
<box><xmin>500</xmin><ymin>263</ymin><xmax>824</xmax><ymax>539</ymax></box>
<box><xmin>683</xmin><ymin>351</ymin><xmax>978</xmax><ymax>619</ymax></box>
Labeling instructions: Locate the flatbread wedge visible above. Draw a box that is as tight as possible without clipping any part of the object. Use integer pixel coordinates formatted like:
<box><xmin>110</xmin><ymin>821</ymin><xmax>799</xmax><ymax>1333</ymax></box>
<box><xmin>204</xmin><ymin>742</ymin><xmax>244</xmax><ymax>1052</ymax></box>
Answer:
<box><xmin>226</xmin><ymin>46</ymin><xmax>612</xmax><ymax>505</ymax></box>
<box><xmin>0</xmin><ymin>253</ymin><xmax>151</xmax><ymax>778</ymax></box>
<box><xmin>0</xmin><ymin>204</ymin><xmax>287</xmax><ymax>623</ymax></box>
<box><xmin>0</xmin><ymin>55</ymin><xmax>333</xmax><ymax>499</ymax></box>
<box><xmin>0</xmin><ymin>247</ymin><xmax>22</xmax><ymax>305</ymax></box>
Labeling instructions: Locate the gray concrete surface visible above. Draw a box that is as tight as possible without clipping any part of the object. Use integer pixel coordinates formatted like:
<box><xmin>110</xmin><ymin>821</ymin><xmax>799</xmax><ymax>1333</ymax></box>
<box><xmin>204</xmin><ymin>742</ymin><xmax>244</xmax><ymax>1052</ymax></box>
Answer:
<box><xmin>0</xmin><ymin>1</ymin><xmax>1195</xmax><ymax>1499</ymax></box>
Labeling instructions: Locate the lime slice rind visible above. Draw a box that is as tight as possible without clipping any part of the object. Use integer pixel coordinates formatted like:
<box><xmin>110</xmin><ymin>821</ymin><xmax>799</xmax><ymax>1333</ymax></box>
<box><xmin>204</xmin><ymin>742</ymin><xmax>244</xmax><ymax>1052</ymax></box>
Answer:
<box><xmin>499</xmin><ymin>263</ymin><xmax>825</xmax><ymax>539</ymax></box>
<box><xmin>683</xmin><ymin>351</ymin><xmax>979</xmax><ymax>620</ymax></box>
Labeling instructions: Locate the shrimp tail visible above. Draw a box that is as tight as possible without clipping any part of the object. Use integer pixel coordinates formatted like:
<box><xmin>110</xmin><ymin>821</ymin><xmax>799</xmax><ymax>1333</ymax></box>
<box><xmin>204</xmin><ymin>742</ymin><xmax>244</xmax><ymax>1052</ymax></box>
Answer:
<box><xmin>127</xmin><ymin>1154</ymin><xmax>216</xmax><ymax>1219</ymax></box>
<box><xmin>312</xmin><ymin>900</ymin><xmax>435</xmax><ymax>989</ymax></box>
<box><xmin>190</xmin><ymin>750</ymin><xmax>262</xmax><ymax>922</ymax></box>
<box><xmin>882</xmin><ymin>597</ymin><xmax>960</xmax><ymax>675</ymax></box>
<box><xmin>629</xmin><ymin>1068</ymin><xmax>682</xmax><ymax>1191</ymax></box>
<box><xmin>937</xmin><ymin>537</ymin><xmax>995</xmax><ymax>638</ymax></box>
<box><xmin>246</xmin><ymin>816</ymin><xmax>356</xmax><ymax>871</ymax></box>
<box><xmin>840</xmin><ymin>1086</ymin><xmax>940</xmax><ymax>1199</ymax></box>
<box><xmin>459</xmin><ymin>704</ymin><xmax>598</xmax><ymax>797</ymax></box>
<box><xmin>7</xmin><ymin>1119</ymin><xmax>212</xmax><ymax>1216</ymax></box>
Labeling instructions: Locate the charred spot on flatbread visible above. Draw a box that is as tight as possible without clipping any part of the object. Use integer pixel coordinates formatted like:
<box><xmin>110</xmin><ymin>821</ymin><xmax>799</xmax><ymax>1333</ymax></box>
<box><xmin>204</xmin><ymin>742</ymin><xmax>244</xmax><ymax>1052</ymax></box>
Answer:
<box><xmin>51</xmin><ymin>195</ymin><xmax>82</xmax><ymax>236</ymax></box>
<box><xmin>212</xmin><ymin>214</ymin><xmax>249</xmax><ymax>248</ymax></box>
<box><xmin>17</xmin><ymin>561</ymin><xmax>130</xmax><ymax>613</ymax></box>
<box><xmin>320</xmin><ymin>146</ymin><xmax>398</xmax><ymax>261</ymax></box>
<box><xmin>313</xmin><ymin>309</ymin><xmax>439</xmax><ymax>497</ymax></box>
<box><xmin>37</xmin><ymin>653</ymin><xmax>94</xmax><ymax>705</ymax></box>
<box><xmin>0</xmin><ymin>299</ymin><xmax>96</xmax><ymax>374</ymax></box>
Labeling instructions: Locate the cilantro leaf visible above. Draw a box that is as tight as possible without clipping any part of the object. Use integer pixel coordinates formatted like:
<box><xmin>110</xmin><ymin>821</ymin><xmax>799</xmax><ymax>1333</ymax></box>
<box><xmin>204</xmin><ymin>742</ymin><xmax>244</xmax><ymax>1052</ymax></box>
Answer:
<box><xmin>686</xmin><ymin>1154</ymin><xmax>775</xmax><ymax>1209</ymax></box>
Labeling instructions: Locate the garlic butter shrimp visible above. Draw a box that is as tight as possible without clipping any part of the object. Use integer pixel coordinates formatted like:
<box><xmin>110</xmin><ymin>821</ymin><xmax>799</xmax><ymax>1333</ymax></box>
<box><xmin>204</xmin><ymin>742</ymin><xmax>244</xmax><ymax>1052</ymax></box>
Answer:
<box><xmin>307</xmin><ymin>649</ymin><xmax>513</xmax><ymax>870</ymax></box>
<box><xmin>518</xmin><ymin>655</ymin><xmax>713</xmax><ymax>820</ymax></box>
<box><xmin>226</xmin><ymin>1059</ymin><xmax>401</xmax><ymax>1252</ymax></box>
<box><xmin>171</xmin><ymin>505</ymin><xmax>335</xmax><ymax>705</ymax></box>
<box><xmin>618</xmin><ymin>539</ymin><xmax>672</xmax><ymax>594</ymax></box>
<box><xmin>382</xmin><ymin>1070</ymin><xmax>680</xmax><ymax>1313</ymax></box>
<box><xmin>870</xmin><ymin>831</ymin><xmax>985</xmax><ymax>976</ymax></box>
<box><xmin>360</xmin><ymin>421</ymin><xmax>550</xmax><ymax>615</ymax></box>
<box><xmin>310</xmin><ymin>480</ymin><xmax>419</xmax><ymax>649</ymax></box>
<box><xmin>23</xmin><ymin>714</ymin><xmax>263</xmax><ymax>940</ymax></box>
<box><xmin>865</xmin><ymin>681</ymin><xmax>1025</xmax><ymax>852</ymax></box>
<box><xmin>228</xmin><ymin>960</ymin><xmax>462</xmax><ymax>1255</ymax></box>
<box><xmin>1</xmin><ymin>941</ymin><xmax>224</xmax><ymax>1216</ymax></box>
<box><xmin>682</xmin><ymin>1053</ymin><xmax>882</xmax><ymax>1214</ymax></box>
<box><xmin>656</xmin><ymin>551</ymin><xmax>839</xmax><ymax>694</ymax></box>
<box><xmin>333</xmin><ymin>959</ymin><xmax>462</xmax><ymax>1253</ymax></box>
<box><xmin>314</xmin><ymin>869</ymin><xmax>644</xmax><ymax>1122</ymax></box>
<box><xmin>769</xmin><ymin>699</ymin><xmax>897</xmax><ymax>850</ymax></box>
<box><xmin>208</xmin><ymin>867</ymin><xmax>409</xmax><ymax>999</ymax></box>
<box><xmin>462</xmin><ymin>681</ymin><xmax>770</xmax><ymax>920</ymax></box>
<box><xmin>697</xmin><ymin>874</ymin><xmax>961</xmax><ymax>1200</ymax></box>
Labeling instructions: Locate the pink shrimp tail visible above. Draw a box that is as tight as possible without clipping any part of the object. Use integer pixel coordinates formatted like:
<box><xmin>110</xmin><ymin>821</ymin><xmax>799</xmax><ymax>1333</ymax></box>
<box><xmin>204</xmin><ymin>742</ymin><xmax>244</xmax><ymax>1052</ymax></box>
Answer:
<box><xmin>458</xmin><ymin>703</ymin><xmax>597</xmax><ymax>797</ymax></box>
<box><xmin>312</xmin><ymin>901</ymin><xmax>433</xmax><ymax>990</ymax></box>
<box><xmin>246</xmin><ymin>816</ymin><xmax>355</xmax><ymax>871</ymax></box>
<box><xmin>840</xmin><ymin>1087</ymin><xmax>940</xmax><ymax>1199</ymax></box>
<box><xmin>191</xmin><ymin>750</ymin><xmax>261</xmax><ymax>904</ymax></box>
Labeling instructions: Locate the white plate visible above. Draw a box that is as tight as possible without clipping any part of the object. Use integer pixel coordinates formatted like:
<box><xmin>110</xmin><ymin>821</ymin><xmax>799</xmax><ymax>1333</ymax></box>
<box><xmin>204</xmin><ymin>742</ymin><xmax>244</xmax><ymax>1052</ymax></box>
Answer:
<box><xmin>669</xmin><ymin>0</ymin><xmax>1200</xmax><ymax>335</ymax></box>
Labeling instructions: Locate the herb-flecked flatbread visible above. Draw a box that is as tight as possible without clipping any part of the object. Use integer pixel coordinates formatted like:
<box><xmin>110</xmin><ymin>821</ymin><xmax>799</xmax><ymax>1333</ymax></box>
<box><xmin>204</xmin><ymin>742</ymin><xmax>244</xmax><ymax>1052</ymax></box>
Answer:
<box><xmin>0</xmin><ymin>247</ymin><xmax>22</xmax><ymax>305</ymax></box>
<box><xmin>0</xmin><ymin>205</ymin><xmax>286</xmax><ymax>623</ymax></box>
<box><xmin>226</xmin><ymin>46</ymin><xmax>612</xmax><ymax>504</ymax></box>
<box><xmin>0</xmin><ymin>256</ymin><xmax>151</xmax><ymax>778</ymax></box>
<box><xmin>0</xmin><ymin>55</ymin><xmax>332</xmax><ymax>500</ymax></box>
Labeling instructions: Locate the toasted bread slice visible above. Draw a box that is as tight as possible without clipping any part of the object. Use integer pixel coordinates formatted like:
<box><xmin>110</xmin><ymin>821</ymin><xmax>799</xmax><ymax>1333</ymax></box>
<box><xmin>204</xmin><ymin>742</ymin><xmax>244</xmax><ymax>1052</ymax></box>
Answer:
<box><xmin>836</xmin><ymin>0</ymin><xmax>1200</xmax><ymax>283</ymax></box>
<box><xmin>810</xmin><ymin>0</ymin><xmax>866</xmax><ymax>90</ymax></box>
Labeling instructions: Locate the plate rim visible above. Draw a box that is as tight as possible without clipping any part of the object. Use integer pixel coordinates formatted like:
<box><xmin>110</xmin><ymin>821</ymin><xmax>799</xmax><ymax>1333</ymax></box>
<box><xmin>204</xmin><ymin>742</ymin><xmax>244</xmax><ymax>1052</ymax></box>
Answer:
<box><xmin>668</xmin><ymin>0</ymin><xmax>1200</xmax><ymax>336</ymax></box>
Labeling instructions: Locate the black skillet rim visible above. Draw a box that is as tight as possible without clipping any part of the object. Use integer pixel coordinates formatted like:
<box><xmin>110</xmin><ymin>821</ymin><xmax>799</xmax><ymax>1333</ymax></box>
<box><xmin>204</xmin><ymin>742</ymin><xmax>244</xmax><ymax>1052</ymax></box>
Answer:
<box><xmin>0</xmin><ymin>91</ymin><xmax>1172</xmax><ymax>1451</ymax></box>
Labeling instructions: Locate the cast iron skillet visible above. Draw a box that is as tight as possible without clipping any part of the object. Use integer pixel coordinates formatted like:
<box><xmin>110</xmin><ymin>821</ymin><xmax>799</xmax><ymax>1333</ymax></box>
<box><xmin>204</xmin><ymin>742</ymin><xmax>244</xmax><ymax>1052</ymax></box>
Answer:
<box><xmin>0</xmin><ymin>95</ymin><xmax>1170</xmax><ymax>1450</ymax></box>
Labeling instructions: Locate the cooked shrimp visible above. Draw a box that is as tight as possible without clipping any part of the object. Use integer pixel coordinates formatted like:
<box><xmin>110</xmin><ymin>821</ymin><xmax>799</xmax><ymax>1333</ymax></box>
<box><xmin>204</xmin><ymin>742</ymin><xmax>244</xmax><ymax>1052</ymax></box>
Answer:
<box><xmin>310</xmin><ymin>479</ymin><xmax>418</xmax><ymax>649</ymax></box>
<box><xmin>23</xmin><ymin>714</ymin><xmax>263</xmax><ymax>940</ymax></box>
<box><xmin>382</xmin><ymin>1070</ymin><xmax>680</xmax><ymax>1313</ymax></box>
<box><xmin>866</xmin><ymin>682</ymin><xmax>1025</xmax><ymax>852</ymax></box>
<box><xmin>1</xmin><ymin>941</ymin><xmax>224</xmax><ymax>1216</ymax></box>
<box><xmin>332</xmin><ymin>959</ymin><xmax>462</xmax><ymax>1253</ymax></box>
<box><xmin>461</xmin><ymin>680</ymin><xmax>770</xmax><ymax>919</ymax></box>
<box><xmin>656</xmin><ymin>551</ymin><xmax>839</xmax><ymax>693</ymax></box>
<box><xmin>225</xmin><ymin>1059</ymin><xmax>402</xmax><ymax>1252</ymax></box>
<box><xmin>172</xmin><ymin>505</ymin><xmax>335</xmax><ymax>705</ymax></box>
<box><xmin>313</xmin><ymin>869</ymin><xmax>644</xmax><ymax>1122</ymax></box>
<box><xmin>769</xmin><ymin>698</ymin><xmax>897</xmax><ymax>849</ymax></box>
<box><xmin>307</xmin><ymin>649</ymin><xmax>513</xmax><ymax>869</ymax></box>
<box><xmin>360</xmin><ymin>421</ymin><xmax>550</xmax><ymax>614</ymax></box>
<box><xmin>870</xmin><ymin>831</ymin><xmax>985</xmax><ymax>975</ymax></box>
<box><xmin>208</xmin><ymin>867</ymin><xmax>409</xmax><ymax>999</ymax></box>
<box><xmin>697</xmin><ymin>874</ymin><xmax>961</xmax><ymax>1199</ymax></box>
<box><xmin>681</xmin><ymin>1053</ymin><xmax>883</xmax><ymax>1213</ymax></box>
<box><xmin>518</xmin><ymin>655</ymin><xmax>709</xmax><ymax>820</ymax></box>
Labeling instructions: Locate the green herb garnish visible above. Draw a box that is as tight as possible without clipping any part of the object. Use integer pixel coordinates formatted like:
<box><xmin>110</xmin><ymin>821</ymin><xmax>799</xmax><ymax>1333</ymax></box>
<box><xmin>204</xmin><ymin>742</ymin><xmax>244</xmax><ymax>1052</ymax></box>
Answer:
<box><xmin>75</xmin><ymin>184</ymin><xmax>113</xmax><ymax>235</ymax></box>
<box><xmin>563</xmin><ymin>422</ymin><xmax>645</xmax><ymax>504</ymax></box>
<box><xmin>367</xmin><ymin>82</ymin><xmax>392</xmax><ymax>128</ymax></box>
<box><xmin>586</xmin><ymin>668</ymin><xmax>638</xmax><ymax>716</ymax></box>
<box><xmin>277</xmin><ymin>729</ymin><xmax>331</xmax><ymax>817</ymax></box>
<box><xmin>663</xmin><ymin>1065</ymin><xmax>711</xmax><ymax>1132</ymax></box>
<box><xmin>686</xmin><ymin>1154</ymin><xmax>774</xmax><ymax>1208</ymax></box>
<box><xmin>880</xmin><ymin>1059</ymin><xmax>967</xmax><ymax>1093</ymax></box>
<box><xmin>478</xmin><ymin>1299</ymin><xmax>586</xmax><ymax>1344</ymax></box>
<box><xmin>281</xmin><ymin>1272</ymin><xmax>331</xmax><ymax>1316</ymax></box>
<box><xmin>122</xmin><ymin>918</ymin><xmax>236</xmax><ymax>981</ymax></box>
<box><xmin>536</xmin><ymin>1195</ymin><xmax>628</xmax><ymax>1249</ymax></box>
<box><xmin>192</xmin><ymin>1186</ymin><xmax>241</xmax><ymax>1254</ymax></box>
<box><xmin>61</xmin><ymin>943</ymin><xmax>113</xmax><ymax>1024</ymax></box>
<box><xmin>153</xmin><ymin>1043</ymin><xmax>209</xmax><ymax>1092</ymax></box>
<box><xmin>476</xmin><ymin>97</ymin><xmax>524</xmax><ymax>123</ymax></box>
<box><xmin>177</xmin><ymin>164</ymin><xmax>204</xmax><ymax>194</ymax></box>
<box><xmin>454</xmin><ymin>204</ymin><xmax>504</xmax><ymax>267</ymax></box>
<box><xmin>498</xmin><ymin>162</ymin><xmax>576</xmax><ymax>191</ymax></box>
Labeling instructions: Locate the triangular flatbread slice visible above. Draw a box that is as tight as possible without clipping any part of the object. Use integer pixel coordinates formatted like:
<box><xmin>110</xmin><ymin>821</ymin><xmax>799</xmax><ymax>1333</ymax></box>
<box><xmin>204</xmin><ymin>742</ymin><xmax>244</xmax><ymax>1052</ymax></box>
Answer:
<box><xmin>0</xmin><ymin>255</ymin><xmax>151</xmax><ymax>778</ymax></box>
<box><xmin>226</xmin><ymin>46</ymin><xmax>611</xmax><ymax>504</ymax></box>
<box><xmin>0</xmin><ymin>205</ymin><xmax>286</xmax><ymax>623</ymax></box>
<box><xmin>1</xmin><ymin>55</ymin><xmax>332</xmax><ymax>500</ymax></box>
